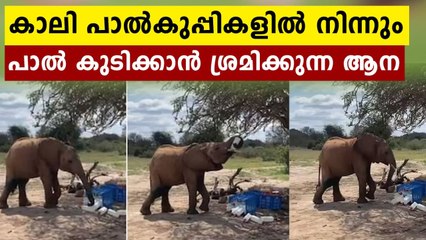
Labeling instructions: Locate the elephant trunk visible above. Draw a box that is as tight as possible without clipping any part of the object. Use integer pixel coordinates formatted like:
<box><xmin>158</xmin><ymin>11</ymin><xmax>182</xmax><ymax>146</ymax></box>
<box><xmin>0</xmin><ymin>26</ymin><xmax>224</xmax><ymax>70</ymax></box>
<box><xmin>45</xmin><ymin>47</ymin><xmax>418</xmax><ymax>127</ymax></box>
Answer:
<box><xmin>76</xmin><ymin>171</ymin><xmax>95</xmax><ymax>206</ymax></box>
<box><xmin>384</xmin><ymin>153</ymin><xmax>397</xmax><ymax>193</ymax></box>
<box><xmin>226</xmin><ymin>136</ymin><xmax>244</xmax><ymax>153</ymax></box>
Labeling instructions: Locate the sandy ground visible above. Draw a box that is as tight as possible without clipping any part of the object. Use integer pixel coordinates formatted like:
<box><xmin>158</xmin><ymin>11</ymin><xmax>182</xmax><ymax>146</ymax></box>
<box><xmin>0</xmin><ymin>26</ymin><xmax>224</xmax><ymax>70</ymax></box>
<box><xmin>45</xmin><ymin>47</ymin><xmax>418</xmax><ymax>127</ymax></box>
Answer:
<box><xmin>290</xmin><ymin>162</ymin><xmax>426</xmax><ymax>240</ymax></box>
<box><xmin>128</xmin><ymin>169</ymin><xmax>289</xmax><ymax>240</ymax></box>
<box><xmin>0</xmin><ymin>163</ymin><xmax>126</xmax><ymax>240</ymax></box>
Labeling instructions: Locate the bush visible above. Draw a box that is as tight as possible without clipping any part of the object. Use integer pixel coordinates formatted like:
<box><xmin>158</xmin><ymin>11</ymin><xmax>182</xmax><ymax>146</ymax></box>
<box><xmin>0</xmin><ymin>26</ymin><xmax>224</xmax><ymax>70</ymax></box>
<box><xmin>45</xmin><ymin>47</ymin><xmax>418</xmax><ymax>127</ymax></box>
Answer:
<box><xmin>388</xmin><ymin>138</ymin><xmax>402</xmax><ymax>149</ymax></box>
<box><xmin>312</xmin><ymin>142</ymin><xmax>323</xmax><ymax>150</ymax></box>
<box><xmin>134</xmin><ymin>149</ymin><xmax>141</xmax><ymax>157</ymax></box>
<box><xmin>118</xmin><ymin>148</ymin><xmax>126</xmax><ymax>156</ymax></box>
<box><xmin>237</xmin><ymin>147</ymin><xmax>264</xmax><ymax>158</ymax></box>
<box><xmin>260</xmin><ymin>146</ymin><xmax>289</xmax><ymax>174</ymax></box>
<box><xmin>404</xmin><ymin>139</ymin><xmax>426</xmax><ymax>150</ymax></box>
<box><xmin>0</xmin><ymin>144</ymin><xmax>10</xmax><ymax>153</ymax></box>
<box><xmin>138</xmin><ymin>150</ymin><xmax>154</xmax><ymax>158</ymax></box>
<box><xmin>93</xmin><ymin>141</ymin><xmax>115</xmax><ymax>152</ymax></box>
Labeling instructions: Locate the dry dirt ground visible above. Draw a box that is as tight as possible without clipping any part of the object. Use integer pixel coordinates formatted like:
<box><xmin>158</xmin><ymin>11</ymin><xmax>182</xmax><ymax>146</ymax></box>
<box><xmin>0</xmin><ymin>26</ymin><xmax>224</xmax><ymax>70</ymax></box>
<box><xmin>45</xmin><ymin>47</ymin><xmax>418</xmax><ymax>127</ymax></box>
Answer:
<box><xmin>291</xmin><ymin>162</ymin><xmax>426</xmax><ymax>240</ymax></box>
<box><xmin>0</xmin><ymin>163</ymin><xmax>126</xmax><ymax>240</ymax></box>
<box><xmin>128</xmin><ymin>169</ymin><xmax>289</xmax><ymax>240</ymax></box>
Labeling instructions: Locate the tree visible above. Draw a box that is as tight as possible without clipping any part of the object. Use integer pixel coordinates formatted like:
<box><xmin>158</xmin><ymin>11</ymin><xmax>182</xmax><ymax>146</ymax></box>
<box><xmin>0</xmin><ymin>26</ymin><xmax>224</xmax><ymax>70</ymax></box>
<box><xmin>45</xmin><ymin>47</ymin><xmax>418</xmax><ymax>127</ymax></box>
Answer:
<box><xmin>8</xmin><ymin>125</ymin><xmax>30</xmax><ymax>142</ymax></box>
<box><xmin>167</xmin><ymin>82</ymin><xmax>289</xmax><ymax>137</ymax></box>
<box><xmin>128</xmin><ymin>133</ymin><xmax>143</xmax><ymax>145</ymax></box>
<box><xmin>36</xmin><ymin>120</ymin><xmax>81</xmax><ymax>144</ymax></box>
<box><xmin>91</xmin><ymin>133</ymin><xmax>121</xmax><ymax>142</ymax></box>
<box><xmin>128</xmin><ymin>133</ymin><xmax>155</xmax><ymax>157</ymax></box>
<box><xmin>323</xmin><ymin>125</ymin><xmax>345</xmax><ymax>138</ymax></box>
<box><xmin>0</xmin><ymin>133</ymin><xmax>9</xmax><ymax>146</ymax></box>
<box><xmin>301</xmin><ymin>127</ymin><xmax>324</xmax><ymax>142</ymax></box>
<box><xmin>342</xmin><ymin>69</ymin><xmax>426</xmax><ymax>132</ymax></box>
<box><xmin>179</xmin><ymin>132</ymin><xmax>196</xmax><ymax>145</ymax></box>
<box><xmin>179</xmin><ymin>121</ymin><xmax>225</xmax><ymax>145</ymax></box>
<box><xmin>28</xmin><ymin>82</ymin><xmax>126</xmax><ymax>134</ymax></box>
<box><xmin>152</xmin><ymin>131</ymin><xmax>173</xmax><ymax>146</ymax></box>
<box><xmin>349</xmin><ymin>116</ymin><xmax>393</xmax><ymax>140</ymax></box>
<box><xmin>244</xmin><ymin>139</ymin><xmax>265</xmax><ymax>148</ymax></box>
<box><xmin>266</xmin><ymin>127</ymin><xmax>288</xmax><ymax>146</ymax></box>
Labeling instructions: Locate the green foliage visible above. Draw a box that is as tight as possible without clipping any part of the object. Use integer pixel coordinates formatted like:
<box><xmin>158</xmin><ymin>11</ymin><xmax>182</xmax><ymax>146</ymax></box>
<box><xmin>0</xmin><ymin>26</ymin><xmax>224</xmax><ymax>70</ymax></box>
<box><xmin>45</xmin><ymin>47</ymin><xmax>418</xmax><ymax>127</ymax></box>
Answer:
<box><xmin>0</xmin><ymin>133</ymin><xmax>9</xmax><ymax>147</ymax></box>
<box><xmin>167</xmin><ymin>82</ymin><xmax>289</xmax><ymax>136</ymax></box>
<box><xmin>290</xmin><ymin>128</ymin><xmax>325</xmax><ymax>149</ymax></box>
<box><xmin>290</xmin><ymin>129</ymin><xmax>311</xmax><ymax>148</ymax></box>
<box><xmin>260</xmin><ymin>146</ymin><xmax>289</xmax><ymax>174</ymax></box>
<box><xmin>128</xmin><ymin>132</ymin><xmax>156</xmax><ymax>158</ymax></box>
<box><xmin>36</xmin><ymin>121</ymin><xmax>81</xmax><ymax>144</ymax></box>
<box><xmin>237</xmin><ymin>146</ymin><xmax>265</xmax><ymax>158</ymax></box>
<box><xmin>244</xmin><ymin>139</ymin><xmax>266</xmax><ymax>148</ymax></box>
<box><xmin>28</xmin><ymin>82</ymin><xmax>126</xmax><ymax>134</ymax></box>
<box><xmin>179</xmin><ymin>121</ymin><xmax>224</xmax><ymax>145</ymax></box>
<box><xmin>323</xmin><ymin>124</ymin><xmax>345</xmax><ymax>138</ymax></box>
<box><xmin>8</xmin><ymin>125</ymin><xmax>30</xmax><ymax>142</ymax></box>
<box><xmin>404</xmin><ymin>139</ymin><xmax>426</xmax><ymax>150</ymax></box>
<box><xmin>152</xmin><ymin>131</ymin><xmax>174</xmax><ymax>146</ymax></box>
<box><xmin>350</xmin><ymin>116</ymin><xmax>393</xmax><ymax>140</ymax></box>
<box><xmin>301</xmin><ymin>127</ymin><xmax>324</xmax><ymax>142</ymax></box>
<box><xmin>266</xmin><ymin>127</ymin><xmax>288</xmax><ymax>145</ymax></box>
<box><xmin>342</xmin><ymin>75</ymin><xmax>426</xmax><ymax>133</ymax></box>
<box><xmin>0</xmin><ymin>144</ymin><xmax>10</xmax><ymax>153</ymax></box>
<box><xmin>92</xmin><ymin>141</ymin><xmax>116</xmax><ymax>152</ymax></box>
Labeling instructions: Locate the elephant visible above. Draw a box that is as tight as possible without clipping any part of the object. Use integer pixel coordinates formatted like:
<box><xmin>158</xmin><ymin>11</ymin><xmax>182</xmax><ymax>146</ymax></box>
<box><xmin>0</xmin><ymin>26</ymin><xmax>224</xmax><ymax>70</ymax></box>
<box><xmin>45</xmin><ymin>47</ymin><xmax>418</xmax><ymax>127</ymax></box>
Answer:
<box><xmin>140</xmin><ymin>136</ymin><xmax>244</xmax><ymax>215</ymax></box>
<box><xmin>313</xmin><ymin>133</ymin><xmax>396</xmax><ymax>205</ymax></box>
<box><xmin>0</xmin><ymin>137</ymin><xmax>95</xmax><ymax>209</ymax></box>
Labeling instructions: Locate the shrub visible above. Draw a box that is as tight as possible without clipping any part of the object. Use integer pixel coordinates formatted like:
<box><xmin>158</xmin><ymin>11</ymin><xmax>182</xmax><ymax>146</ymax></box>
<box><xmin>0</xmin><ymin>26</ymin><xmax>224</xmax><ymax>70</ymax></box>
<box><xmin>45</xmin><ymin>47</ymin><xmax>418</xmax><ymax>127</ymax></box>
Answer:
<box><xmin>118</xmin><ymin>148</ymin><xmax>126</xmax><ymax>156</ymax></box>
<box><xmin>404</xmin><ymin>139</ymin><xmax>426</xmax><ymax>150</ymax></box>
<box><xmin>91</xmin><ymin>140</ymin><xmax>117</xmax><ymax>152</ymax></box>
<box><xmin>0</xmin><ymin>144</ymin><xmax>10</xmax><ymax>153</ymax></box>
<box><xmin>388</xmin><ymin>138</ymin><xmax>401</xmax><ymax>149</ymax></box>
<box><xmin>260</xmin><ymin>146</ymin><xmax>289</xmax><ymax>174</ymax></box>
<box><xmin>237</xmin><ymin>147</ymin><xmax>264</xmax><ymax>158</ymax></box>
<box><xmin>139</xmin><ymin>150</ymin><xmax>154</xmax><ymax>158</ymax></box>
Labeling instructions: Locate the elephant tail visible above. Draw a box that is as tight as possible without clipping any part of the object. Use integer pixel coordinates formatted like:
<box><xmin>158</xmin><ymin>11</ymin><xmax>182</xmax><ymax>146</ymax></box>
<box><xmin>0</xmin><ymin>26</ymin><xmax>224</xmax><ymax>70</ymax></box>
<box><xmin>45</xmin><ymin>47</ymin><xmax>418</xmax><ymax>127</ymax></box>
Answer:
<box><xmin>316</xmin><ymin>164</ymin><xmax>321</xmax><ymax>188</ymax></box>
<box><xmin>317</xmin><ymin>152</ymin><xmax>323</xmax><ymax>188</ymax></box>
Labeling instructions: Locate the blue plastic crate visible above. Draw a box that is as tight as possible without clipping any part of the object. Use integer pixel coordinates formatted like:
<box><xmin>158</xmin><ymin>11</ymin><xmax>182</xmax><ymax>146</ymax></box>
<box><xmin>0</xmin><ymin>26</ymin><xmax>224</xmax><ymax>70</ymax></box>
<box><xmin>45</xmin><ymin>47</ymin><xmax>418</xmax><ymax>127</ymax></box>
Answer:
<box><xmin>116</xmin><ymin>186</ymin><xmax>126</xmax><ymax>203</ymax></box>
<box><xmin>397</xmin><ymin>180</ymin><xmax>426</xmax><ymax>203</ymax></box>
<box><xmin>259</xmin><ymin>193</ymin><xmax>283</xmax><ymax>210</ymax></box>
<box><xmin>93</xmin><ymin>185</ymin><xmax>116</xmax><ymax>208</ymax></box>
<box><xmin>417</xmin><ymin>180</ymin><xmax>426</xmax><ymax>194</ymax></box>
<box><xmin>228</xmin><ymin>190</ymin><xmax>261</xmax><ymax>214</ymax></box>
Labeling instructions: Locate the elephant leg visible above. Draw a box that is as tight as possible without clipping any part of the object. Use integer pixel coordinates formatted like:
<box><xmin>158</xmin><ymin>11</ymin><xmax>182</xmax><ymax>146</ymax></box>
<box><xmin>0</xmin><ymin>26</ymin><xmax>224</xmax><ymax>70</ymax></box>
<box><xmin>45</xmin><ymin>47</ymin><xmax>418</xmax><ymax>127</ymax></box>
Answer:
<box><xmin>313</xmin><ymin>168</ymin><xmax>332</xmax><ymax>204</ymax></box>
<box><xmin>51</xmin><ymin>174</ymin><xmax>61</xmax><ymax>205</ymax></box>
<box><xmin>313</xmin><ymin>177</ymin><xmax>335</xmax><ymax>204</ymax></box>
<box><xmin>366</xmin><ymin>164</ymin><xmax>376</xmax><ymax>200</ymax></box>
<box><xmin>18</xmin><ymin>179</ymin><xmax>31</xmax><ymax>207</ymax></box>
<box><xmin>197</xmin><ymin>174</ymin><xmax>210</xmax><ymax>212</ymax></box>
<box><xmin>141</xmin><ymin>173</ymin><xmax>163</xmax><ymax>215</ymax></box>
<box><xmin>161</xmin><ymin>186</ymin><xmax>174</xmax><ymax>213</ymax></box>
<box><xmin>39</xmin><ymin>166</ymin><xmax>56</xmax><ymax>208</ymax></box>
<box><xmin>0</xmin><ymin>177</ymin><xmax>18</xmax><ymax>209</ymax></box>
<box><xmin>332</xmin><ymin>177</ymin><xmax>345</xmax><ymax>202</ymax></box>
<box><xmin>356</xmin><ymin>172</ymin><xmax>368</xmax><ymax>204</ymax></box>
<box><xmin>140</xmin><ymin>186</ymin><xmax>164</xmax><ymax>215</ymax></box>
<box><xmin>185</xmin><ymin>173</ymin><xmax>199</xmax><ymax>215</ymax></box>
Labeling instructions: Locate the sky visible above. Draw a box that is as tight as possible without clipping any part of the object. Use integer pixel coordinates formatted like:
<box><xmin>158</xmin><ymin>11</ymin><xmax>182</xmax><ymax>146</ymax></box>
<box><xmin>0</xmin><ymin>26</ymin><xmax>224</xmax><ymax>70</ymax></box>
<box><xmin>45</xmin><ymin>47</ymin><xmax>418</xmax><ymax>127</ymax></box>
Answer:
<box><xmin>127</xmin><ymin>82</ymin><xmax>268</xmax><ymax>141</ymax></box>
<box><xmin>0</xmin><ymin>82</ymin><xmax>122</xmax><ymax>137</ymax></box>
<box><xmin>290</xmin><ymin>82</ymin><xmax>426</xmax><ymax>136</ymax></box>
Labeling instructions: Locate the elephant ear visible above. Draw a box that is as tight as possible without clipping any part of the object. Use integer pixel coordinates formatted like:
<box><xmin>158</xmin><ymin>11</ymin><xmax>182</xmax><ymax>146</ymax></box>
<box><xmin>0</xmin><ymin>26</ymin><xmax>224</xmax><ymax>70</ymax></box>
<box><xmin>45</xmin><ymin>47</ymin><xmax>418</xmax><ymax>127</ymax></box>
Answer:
<box><xmin>353</xmin><ymin>134</ymin><xmax>379</xmax><ymax>162</ymax></box>
<box><xmin>183</xmin><ymin>143</ymin><xmax>219</xmax><ymax>171</ymax></box>
<box><xmin>38</xmin><ymin>138</ymin><xmax>65</xmax><ymax>167</ymax></box>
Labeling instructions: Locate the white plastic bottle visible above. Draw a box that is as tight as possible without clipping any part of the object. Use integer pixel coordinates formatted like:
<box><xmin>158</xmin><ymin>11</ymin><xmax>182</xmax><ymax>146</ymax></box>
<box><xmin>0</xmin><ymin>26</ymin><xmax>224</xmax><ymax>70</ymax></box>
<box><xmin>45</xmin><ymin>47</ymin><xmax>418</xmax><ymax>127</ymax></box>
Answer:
<box><xmin>403</xmin><ymin>194</ymin><xmax>412</xmax><ymax>205</ymax></box>
<box><xmin>260</xmin><ymin>216</ymin><xmax>274</xmax><ymax>222</ymax></box>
